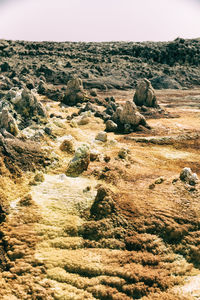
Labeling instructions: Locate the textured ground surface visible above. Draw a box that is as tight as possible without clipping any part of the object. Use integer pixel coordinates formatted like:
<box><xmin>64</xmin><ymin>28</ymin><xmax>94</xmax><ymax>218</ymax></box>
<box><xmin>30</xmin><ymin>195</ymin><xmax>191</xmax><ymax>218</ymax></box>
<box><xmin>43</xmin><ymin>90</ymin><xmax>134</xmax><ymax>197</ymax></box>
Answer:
<box><xmin>0</xmin><ymin>89</ymin><xmax>200</xmax><ymax>299</ymax></box>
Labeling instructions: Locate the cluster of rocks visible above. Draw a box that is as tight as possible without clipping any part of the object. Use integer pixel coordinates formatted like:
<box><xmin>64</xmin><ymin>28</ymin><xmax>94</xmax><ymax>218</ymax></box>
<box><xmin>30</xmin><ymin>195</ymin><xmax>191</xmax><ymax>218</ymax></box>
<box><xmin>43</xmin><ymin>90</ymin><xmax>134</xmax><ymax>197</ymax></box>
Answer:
<box><xmin>76</xmin><ymin>78</ymin><xmax>158</xmax><ymax>134</ymax></box>
<box><xmin>0</xmin><ymin>87</ymin><xmax>46</xmax><ymax>136</ymax></box>
<box><xmin>106</xmin><ymin>100</ymin><xmax>150</xmax><ymax>133</ymax></box>
<box><xmin>180</xmin><ymin>167</ymin><xmax>199</xmax><ymax>186</ymax></box>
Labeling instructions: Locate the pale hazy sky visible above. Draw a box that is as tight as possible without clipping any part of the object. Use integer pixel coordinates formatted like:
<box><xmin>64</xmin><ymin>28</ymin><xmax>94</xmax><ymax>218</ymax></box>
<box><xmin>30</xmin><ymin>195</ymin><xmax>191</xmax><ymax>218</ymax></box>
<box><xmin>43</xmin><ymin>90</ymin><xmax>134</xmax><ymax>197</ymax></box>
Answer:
<box><xmin>0</xmin><ymin>0</ymin><xmax>200</xmax><ymax>42</ymax></box>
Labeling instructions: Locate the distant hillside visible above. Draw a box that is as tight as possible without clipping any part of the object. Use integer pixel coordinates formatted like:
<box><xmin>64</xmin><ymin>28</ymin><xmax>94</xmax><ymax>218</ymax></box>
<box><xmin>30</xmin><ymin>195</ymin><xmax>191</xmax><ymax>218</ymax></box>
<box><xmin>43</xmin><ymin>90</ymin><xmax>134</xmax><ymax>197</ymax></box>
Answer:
<box><xmin>0</xmin><ymin>38</ymin><xmax>200</xmax><ymax>97</ymax></box>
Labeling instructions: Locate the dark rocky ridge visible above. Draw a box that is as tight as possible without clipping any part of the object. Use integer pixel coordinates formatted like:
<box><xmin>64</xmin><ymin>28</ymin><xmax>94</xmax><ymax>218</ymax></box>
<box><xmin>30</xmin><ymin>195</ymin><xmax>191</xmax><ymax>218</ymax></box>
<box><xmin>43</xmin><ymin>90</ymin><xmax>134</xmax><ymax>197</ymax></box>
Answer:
<box><xmin>0</xmin><ymin>38</ymin><xmax>200</xmax><ymax>100</ymax></box>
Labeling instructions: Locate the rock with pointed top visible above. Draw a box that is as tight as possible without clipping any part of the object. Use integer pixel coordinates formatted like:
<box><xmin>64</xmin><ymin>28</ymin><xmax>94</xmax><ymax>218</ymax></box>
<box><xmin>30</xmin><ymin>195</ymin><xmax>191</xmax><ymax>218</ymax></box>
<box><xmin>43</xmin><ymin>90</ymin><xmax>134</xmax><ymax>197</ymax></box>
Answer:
<box><xmin>134</xmin><ymin>78</ymin><xmax>158</xmax><ymax>107</ymax></box>
<box><xmin>62</xmin><ymin>77</ymin><xmax>87</xmax><ymax>106</ymax></box>
<box><xmin>66</xmin><ymin>144</ymin><xmax>90</xmax><ymax>177</ymax></box>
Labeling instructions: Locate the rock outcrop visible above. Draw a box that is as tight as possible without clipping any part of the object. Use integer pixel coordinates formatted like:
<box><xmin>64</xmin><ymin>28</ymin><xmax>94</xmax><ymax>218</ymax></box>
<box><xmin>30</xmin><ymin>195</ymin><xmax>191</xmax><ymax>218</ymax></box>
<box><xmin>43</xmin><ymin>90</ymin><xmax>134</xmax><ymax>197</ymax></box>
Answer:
<box><xmin>133</xmin><ymin>78</ymin><xmax>158</xmax><ymax>107</ymax></box>
<box><xmin>4</xmin><ymin>88</ymin><xmax>47</xmax><ymax>130</ymax></box>
<box><xmin>62</xmin><ymin>78</ymin><xmax>88</xmax><ymax>106</ymax></box>
<box><xmin>66</xmin><ymin>144</ymin><xmax>90</xmax><ymax>177</ymax></box>
<box><xmin>112</xmin><ymin>100</ymin><xmax>150</xmax><ymax>133</ymax></box>
<box><xmin>180</xmin><ymin>167</ymin><xmax>199</xmax><ymax>186</ymax></box>
<box><xmin>90</xmin><ymin>186</ymin><xmax>115</xmax><ymax>220</ymax></box>
<box><xmin>0</xmin><ymin>108</ymin><xmax>19</xmax><ymax>136</ymax></box>
<box><xmin>12</xmin><ymin>88</ymin><xmax>47</xmax><ymax>118</ymax></box>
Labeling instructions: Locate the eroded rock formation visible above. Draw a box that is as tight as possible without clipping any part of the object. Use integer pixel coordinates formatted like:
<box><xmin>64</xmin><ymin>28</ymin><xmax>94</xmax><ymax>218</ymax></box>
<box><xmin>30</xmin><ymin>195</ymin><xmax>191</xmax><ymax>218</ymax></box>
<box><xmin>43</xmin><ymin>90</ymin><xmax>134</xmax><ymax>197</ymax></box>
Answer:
<box><xmin>62</xmin><ymin>78</ymin><xmax>88</xmax><ymax>106</ymax></box>
<box><xmin>133</xmin><ymin>78</ymin><xmax>158</xmax><ymax>107</ymax></box>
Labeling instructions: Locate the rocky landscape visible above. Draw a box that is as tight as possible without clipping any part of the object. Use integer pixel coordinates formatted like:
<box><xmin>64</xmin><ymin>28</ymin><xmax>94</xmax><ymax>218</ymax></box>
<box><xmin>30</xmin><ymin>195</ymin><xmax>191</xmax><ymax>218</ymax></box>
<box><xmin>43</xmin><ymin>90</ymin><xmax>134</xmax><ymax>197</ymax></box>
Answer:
<box><xmin>0</xmin><ymin>38</ymin><xmax>200</xmax><ymax>299</ymax></box>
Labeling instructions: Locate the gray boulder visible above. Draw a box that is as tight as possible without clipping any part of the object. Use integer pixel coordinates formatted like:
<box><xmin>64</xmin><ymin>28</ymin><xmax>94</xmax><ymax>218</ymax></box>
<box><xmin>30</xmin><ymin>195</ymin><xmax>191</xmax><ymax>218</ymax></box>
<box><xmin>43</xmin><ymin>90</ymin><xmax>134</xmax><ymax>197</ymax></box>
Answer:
<box><xmin>151</xmin><ymin>75</ymin><xmax>181</xmax><ymax>89</ymax></box>
<box><xmin>133</xmin><ymin>78</ymin><xmax>158</xmax><ymax>107</ymax></box>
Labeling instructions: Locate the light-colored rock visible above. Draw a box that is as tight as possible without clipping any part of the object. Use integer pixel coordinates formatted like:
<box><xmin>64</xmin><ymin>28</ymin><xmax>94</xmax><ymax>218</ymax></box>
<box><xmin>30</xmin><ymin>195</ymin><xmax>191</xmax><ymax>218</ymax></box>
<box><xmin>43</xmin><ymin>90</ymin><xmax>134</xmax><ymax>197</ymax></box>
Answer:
<box><xmin>118</xmin><ymin>147</ymin><xmax>129</xmax><ymax>159</ymax></box>
<box><xmin>66</xmin><ymin>144</ymin><xmax>90</xmax><ymax>177</ymax></box>
<box><xmin>0</xmin><ymin>108</ymin><xmax>19</xmax><ymax>136</ymax></box>
<box><xmin>180</xmin><ymin>167</ymin><xmax>199</xmax><ymax>185</ymax></box>
<box><xmin>134</xmin><ymin>78</ymin><xmax>158</xmax><ymax>107</ymax></box>
<box><xmin>9</xmin><ymin>88</ymin><xmax>47</xmax><ymax>118</ymax></box>
<box><xmin>180</xmin><ymin>167</ymin><xmax>193</xmax><ymax>181</ymax></box>
<box><xmin>77</xmin><ymin>116</ymin><xmax>90</xmax><ymax>125</ymax></box>
<box><xmin>105</xmin><ymin>119</ymin><xmax>118</xmax><ymax>132</ymax></box>
<box><xmin>95</xmin><ymin>131</ymin><xmax>108</xmax><ymax>142</ymax></box>
<box><xmin>116</xmin><ymin>100</ymin><xmax>147</xmax><ymax>127</ymax></box>
<box><xmin>155</xmin><ymin>177</ymin><xmax>165</xmax><ymax>184</ymax></box>
<box><xmin>189</xmin><ymin>173</ymin><xmax>199</xmax><ymax>186</ymax></box>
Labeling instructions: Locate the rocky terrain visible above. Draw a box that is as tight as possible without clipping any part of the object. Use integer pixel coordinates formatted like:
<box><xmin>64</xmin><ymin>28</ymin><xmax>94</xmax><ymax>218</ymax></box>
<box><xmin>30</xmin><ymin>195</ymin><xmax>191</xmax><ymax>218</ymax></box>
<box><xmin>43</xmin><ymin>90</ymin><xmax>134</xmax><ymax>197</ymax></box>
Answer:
<box><xmin>0</xmin><ymin>39</ymin><xmax>200</xmax><ymax>299</ymax></box>
<box><xmin>0</xmin><ymin>37</ymin><xmax>200</xmax><ymax>100</ymax></box>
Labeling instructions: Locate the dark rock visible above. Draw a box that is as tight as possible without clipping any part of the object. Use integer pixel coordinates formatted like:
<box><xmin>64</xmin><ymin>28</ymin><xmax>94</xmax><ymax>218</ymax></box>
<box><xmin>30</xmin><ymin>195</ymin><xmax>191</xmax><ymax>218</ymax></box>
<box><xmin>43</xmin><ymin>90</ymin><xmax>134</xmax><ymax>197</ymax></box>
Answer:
<box><xmin>151</xmin><ymin>75</ymin><xmax>182</xmax><ymax>89</ymax></box>
<box><xmin>62</xmin><ymin>77</ymin><xmax>88</xmax><ymax>106</ymax></box>
<box><xmin>0</xmin><ymin>62</ymin><xmax>10</xmax><ymax>72</ymax></box>
<box><xmin>90</xmin><ymin>186</ymin><xmax>115</xmax><ymax>220</ymax></box>
<box><xmin>79</xmin><ymin>102</ymin><xmax>97</xmax><ymax>114</ymax></box>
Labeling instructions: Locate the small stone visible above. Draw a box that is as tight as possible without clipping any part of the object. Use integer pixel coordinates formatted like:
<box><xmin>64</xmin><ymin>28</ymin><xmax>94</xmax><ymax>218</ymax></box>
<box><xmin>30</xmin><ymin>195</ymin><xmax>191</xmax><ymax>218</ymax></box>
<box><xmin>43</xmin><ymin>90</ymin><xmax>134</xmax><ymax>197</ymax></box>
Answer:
<box><xmin>66</xmin><ymin>144</ymin><xmax>90</xmax><ymax>177</ymax></box>
<box><xmin>60</xmin><ymin>138</ymin><xmax>75</xmax><ymax>154</ymax></box>
<box><xmin>105</xmin><ymin>120</ymin><xmax>118</xmax><ymax>132</ymax></box>
<box><xmin>70</xmin><ymin>120</ymin><xmax>78</xmax><ymax>128</ymax></box>
<box><xmin>104</xmin><ymin>155</ymin><xmax>111</xmax><ymax>163</ymax></box>
<box><xmin>189</xmin><ymin>173</ymin><xmax>199</xmax><ymax>186</ymax></box>
<box><xmin>44</xmin><ymin>126</ymin><xmax>52</xmax><ymax>135</ymax></box>
<box><xmin>34</xmin><ymin>171</ymin><xmax>45</xmax><ymax>182</ymax></box>
<box><xmin>77</xmin><ymin>116</ymin><xmax>90</xmax><ymax>125</ymax></box>
<box><xmin>149</xmin><ymin>183</ymin><xmax>155</xmax><ymax>190</ymax></box>
<box><xmin>95</xmin><ymin>131</ymin><xmax>107</xmax><ymax>142</ymax></box>
<box><xmin>180</xmin><ymin>167</ymin><xmax>198</xmax><ymax>185</ymax></box>
<box><xmin>118</xmin><ymin>148</ymin><xmax>129</xmax><ymax>159</ymax></box>
<box><xmin>180</xmin><ymin>167</ymin><xmax>192</xmax><ymax>181</ymax></box>
<box><xmin>90</xmin><ymin>150</ymin><xmax>100</xmax><ymax>161</ymax></box>
<box><xmin>83</xmin><ymin>186</ymin><xmax>91</xmax><ymax>193</ymax></box>
<box><xmin>172</xmin><ymin>177</ymin><xmax>179</xmax><ymax>184</ymax></box>
<box><xmin>19</xmin><ymin>194</ymin><xmax>34</xmax><ymax>206</ymax></box>
<box><xmin>90</xmin><ymin>89</ymin><xmax>97</xmax><ymax>97</ymax></box>
<box><xmin>155</xmin><ymin>177</ymin><xmax>164</xmax><ymax>184</ymax></box>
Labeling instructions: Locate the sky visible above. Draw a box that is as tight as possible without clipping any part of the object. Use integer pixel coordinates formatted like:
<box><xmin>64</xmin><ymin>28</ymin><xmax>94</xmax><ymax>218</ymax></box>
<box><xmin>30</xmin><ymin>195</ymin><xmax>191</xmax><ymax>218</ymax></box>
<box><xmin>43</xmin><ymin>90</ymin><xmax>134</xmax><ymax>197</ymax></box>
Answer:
<box><xmin>0</xmin><ymin>0</ymin><xmax>200</xmax><ymax>42</ymax></box>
